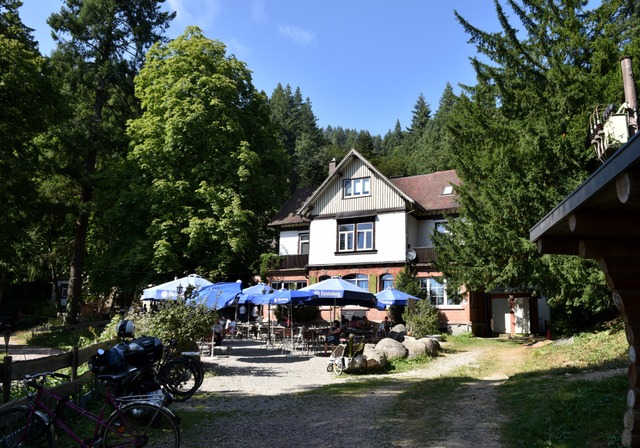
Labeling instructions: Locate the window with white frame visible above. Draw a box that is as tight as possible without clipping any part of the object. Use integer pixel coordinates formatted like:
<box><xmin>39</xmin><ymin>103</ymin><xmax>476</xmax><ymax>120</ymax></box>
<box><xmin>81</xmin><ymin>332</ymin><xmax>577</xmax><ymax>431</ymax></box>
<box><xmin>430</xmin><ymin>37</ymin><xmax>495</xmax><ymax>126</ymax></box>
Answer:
<box><xmin>299</xmin><ymin>233</ymin><xmax>309</xmax><ymax>255</ymax></box>
<box><xmin>338</xmin><ymin>221</ymin><xmax>374</xmax><ymax>252</ymax></box>
<box><xmin>344</xmin><ymin>177</ymin><xmax>371</xmax><ymax>198</ymax></box>
<box><xmin>419</xmin><ymin>277</ymin><xmax>459</xmax><ymax>306</ymax></box>
<box><xmin>343</xmin><ymin>274</ymin><xmax>369</xmax><ymax>290</ymax></box>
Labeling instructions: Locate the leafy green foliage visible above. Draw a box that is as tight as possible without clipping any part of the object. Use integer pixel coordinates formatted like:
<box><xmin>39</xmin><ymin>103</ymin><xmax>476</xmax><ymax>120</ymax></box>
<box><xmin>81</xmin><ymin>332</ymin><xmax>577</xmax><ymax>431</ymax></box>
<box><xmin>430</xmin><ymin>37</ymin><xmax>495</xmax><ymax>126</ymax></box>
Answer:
<box><xmin>132</xmin><ymin>301</ymin><xmax>217</xmax><ymax>346</ymax></box>
<box><xmin>99</xmin><ymin>301</ymin><xmax>217</xmax><ymax>347</ymax></box>
<box><xmin>403</xmin><ymin>298</ymin><xmax>441</xmax><ymax>337</ymax></box>
<box><xmin>0</xmin><ymin>0</ymin><xmax>60</xmax><ymax>298</ymax></box>
<box><xmin>124</xmin><ymin>27</ymin><xmax>289</xmax><ymax>282</ymax></box>
<box><xmin>43</xmin><ymin>0</ymin><xmax>175</xmax><ymax>322</ymax></box>
<box><xmin>433</xmin><ymin>0</ymin><xmax>639</xmax><ymax>326</ymax></box>
<box><xmin>269</xmin><ymin>83</ymin><xmax>329</xmax><ymax>190</ymax></box>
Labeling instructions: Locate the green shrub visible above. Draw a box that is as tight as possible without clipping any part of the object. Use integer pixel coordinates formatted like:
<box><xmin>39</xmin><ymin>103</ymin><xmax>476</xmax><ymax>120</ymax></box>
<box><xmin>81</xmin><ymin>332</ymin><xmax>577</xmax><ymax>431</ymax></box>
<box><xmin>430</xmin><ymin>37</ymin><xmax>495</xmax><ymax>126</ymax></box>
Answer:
<box><xmin>403</xmin><ymin>298</ymin><xmax>441</xmax><ymax>337</ymax></box>
<box><xmin>98</xmin><ymin>300</ymin><xmax>217</xmax><ymax>349</ymax></box>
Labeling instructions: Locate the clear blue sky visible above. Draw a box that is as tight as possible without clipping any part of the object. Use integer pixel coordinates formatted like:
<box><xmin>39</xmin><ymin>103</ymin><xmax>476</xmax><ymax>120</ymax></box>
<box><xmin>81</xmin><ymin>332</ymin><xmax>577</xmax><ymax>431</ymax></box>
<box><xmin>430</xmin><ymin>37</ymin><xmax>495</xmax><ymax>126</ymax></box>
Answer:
<box><xmin>20</xmin><ymin>0</ymin><xmax>504</xmax><ymax>136</ymax></box>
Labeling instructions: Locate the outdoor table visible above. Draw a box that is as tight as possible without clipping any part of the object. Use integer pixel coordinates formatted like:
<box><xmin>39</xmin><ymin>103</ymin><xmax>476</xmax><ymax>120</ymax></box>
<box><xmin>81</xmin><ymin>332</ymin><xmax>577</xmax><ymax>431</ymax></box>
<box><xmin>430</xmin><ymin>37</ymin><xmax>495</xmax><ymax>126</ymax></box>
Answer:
<box><xmin>345</xmin><ymin>328</ymin><xmax>374</xmax><ymax>342</ymax></box>
<box><xmin>236</xmin><ymin>323</ymin><xmax>254</xmax><ymax>339</ymax></box>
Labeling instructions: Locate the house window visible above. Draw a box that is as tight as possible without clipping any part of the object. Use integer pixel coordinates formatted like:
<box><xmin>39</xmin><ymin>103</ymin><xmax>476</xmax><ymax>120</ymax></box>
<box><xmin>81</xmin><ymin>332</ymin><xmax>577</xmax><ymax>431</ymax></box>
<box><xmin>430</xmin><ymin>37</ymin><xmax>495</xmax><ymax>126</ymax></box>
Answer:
<box><xmin>338</xmin><ymin>221</ymin><xmax>374</xmax><ymax>252</ymax></box>
<box><xmin>344</xmin><ymin>177</ymin><xmax>371</xmax><ymax>198</ymax></box>
<box><xmin>442</xmin><ymin>185</ymin><xmax>454</xmax><ymax>195</ymax></box>
<box><xmin>299</xmin><ymin>233</ymin><xmax>309</xmax><ymax>255</ymax></box>
<box><xmin>419</xmin><ymin>277</ymin><xmax>458</xmax><ymax>306</ymax></box>
<box><xmin>343</xmin><ymin>274</ymin><xmax>369</xmax><ymax>290</ymax></box>
<box><xmin>380</xmin><ymin>274</ymin><xmax>394</xmax><ymax>291</ymax></box>
<box><xmin>435</xmin><ymin>221</ymin><xmax>449</xmax><ymax>234</ymax></box>
<box><xmin>271</xmin><ymin>281</ymin><xmax>306</xmax><ymax>291</ymax></box>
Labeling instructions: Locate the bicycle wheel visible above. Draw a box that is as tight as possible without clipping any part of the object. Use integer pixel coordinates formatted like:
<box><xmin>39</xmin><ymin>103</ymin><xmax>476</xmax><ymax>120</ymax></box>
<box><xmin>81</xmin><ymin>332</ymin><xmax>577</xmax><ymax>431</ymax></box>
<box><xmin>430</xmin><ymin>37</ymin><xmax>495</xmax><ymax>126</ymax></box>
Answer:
<box><xmin>158</xmin><ymin>359</ymin><xmax>199</xmax><ymax>401</ymax></box>
<box><xmin>102</xmin><ymin>402</ymin><xmax>180</xmax><ymax>448</ymax></box>
<box><xmin>190</xmin><ymin>359</ymin><xmax>204</xmax><ymax>388</ymax></box>
<box><xmin>0</xmin><ymin>405</ymin><xmax>55</xmax><ymax>448</ymax></box>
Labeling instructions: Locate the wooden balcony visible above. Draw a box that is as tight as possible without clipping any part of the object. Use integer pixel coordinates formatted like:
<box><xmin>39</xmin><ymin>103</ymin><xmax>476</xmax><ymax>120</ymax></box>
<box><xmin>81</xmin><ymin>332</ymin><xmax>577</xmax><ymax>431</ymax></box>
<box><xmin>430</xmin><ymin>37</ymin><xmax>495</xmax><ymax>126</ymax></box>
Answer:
<box><xmin>273</xmin><ymin>247</ymin><xmax>436</xmax><ymax>270</ymax></box>
<box><xmin>277</xmin><ymin>254</ymin><xmax>309</xmax><ymax>270</ymax></box>
<box><xmin>414</xmin><ymin>247</ymin><xmax>437</xmax><ymax>263</ymax></box>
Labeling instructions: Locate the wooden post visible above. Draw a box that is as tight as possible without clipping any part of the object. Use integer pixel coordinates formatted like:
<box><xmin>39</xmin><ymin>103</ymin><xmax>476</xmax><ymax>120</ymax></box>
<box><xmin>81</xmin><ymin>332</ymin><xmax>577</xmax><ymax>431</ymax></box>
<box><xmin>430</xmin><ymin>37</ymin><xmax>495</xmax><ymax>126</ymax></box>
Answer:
<box><xmin>71</xmin><ymin>346</ymin><xmax>79</xmax><ymax>381</ymax></box>
<box><xmin>2</xmin><ymin>356</ymin><xmax>12</xmax><ymax>404</ymax></box>
<box><xmin>621</xmin><ymin>56</ymin><xmax>638</xmax><ymax>136</ymax></box>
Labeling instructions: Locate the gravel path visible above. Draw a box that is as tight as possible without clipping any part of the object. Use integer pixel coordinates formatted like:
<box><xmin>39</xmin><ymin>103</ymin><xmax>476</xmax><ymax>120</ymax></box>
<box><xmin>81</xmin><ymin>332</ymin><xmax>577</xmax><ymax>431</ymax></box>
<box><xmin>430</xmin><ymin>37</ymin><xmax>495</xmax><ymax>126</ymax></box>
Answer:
<box><xmin>174</xmin><ymin>339</ymin><xmax>505</xmax><ymax>448</ymax></box>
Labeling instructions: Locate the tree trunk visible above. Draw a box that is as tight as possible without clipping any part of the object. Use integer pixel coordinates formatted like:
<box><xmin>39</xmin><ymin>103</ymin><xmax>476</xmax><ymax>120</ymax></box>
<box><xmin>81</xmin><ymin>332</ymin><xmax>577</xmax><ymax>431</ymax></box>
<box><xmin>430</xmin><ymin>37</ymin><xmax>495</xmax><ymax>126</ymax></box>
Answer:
<box><xmin>66</xmin><ymin>85</ymin><xmax>104</xmax><ymax>324</ymax></box>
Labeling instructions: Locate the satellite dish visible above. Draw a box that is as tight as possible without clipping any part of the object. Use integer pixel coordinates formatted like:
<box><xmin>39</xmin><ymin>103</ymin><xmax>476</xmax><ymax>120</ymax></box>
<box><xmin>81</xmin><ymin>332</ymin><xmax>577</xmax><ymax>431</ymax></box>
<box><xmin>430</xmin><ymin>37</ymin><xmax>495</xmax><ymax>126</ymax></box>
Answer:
<box><xmin>406</xmin><ymin>248</ymin><xmax>416</xmax><ymax>262</ymax></box>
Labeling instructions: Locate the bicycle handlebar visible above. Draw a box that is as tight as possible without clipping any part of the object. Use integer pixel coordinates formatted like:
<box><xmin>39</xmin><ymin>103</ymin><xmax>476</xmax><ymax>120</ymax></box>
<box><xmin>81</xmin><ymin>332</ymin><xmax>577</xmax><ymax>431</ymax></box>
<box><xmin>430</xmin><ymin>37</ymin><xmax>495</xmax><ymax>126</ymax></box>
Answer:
<box><xmin>23</xmin><ymin>372</ymin><xmax>71</xmax><ymax>388</ymax></box>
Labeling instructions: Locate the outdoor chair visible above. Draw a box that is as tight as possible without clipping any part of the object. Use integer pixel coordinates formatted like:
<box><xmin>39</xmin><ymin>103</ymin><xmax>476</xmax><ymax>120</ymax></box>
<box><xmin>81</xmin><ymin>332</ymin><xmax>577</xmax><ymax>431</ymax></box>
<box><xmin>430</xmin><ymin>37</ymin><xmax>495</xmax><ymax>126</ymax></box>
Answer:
<box><xmin>280</xmin><ymin>328</ymin><xmax>294</xmax><ymax>354</ymax></box>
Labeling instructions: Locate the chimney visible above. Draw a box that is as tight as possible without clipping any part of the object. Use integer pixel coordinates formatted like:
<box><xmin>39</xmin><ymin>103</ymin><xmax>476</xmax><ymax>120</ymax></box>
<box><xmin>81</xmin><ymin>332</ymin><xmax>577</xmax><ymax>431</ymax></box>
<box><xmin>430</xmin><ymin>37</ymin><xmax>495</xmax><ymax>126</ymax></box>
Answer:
<box><xmin>328</xmin><ymin>158</ymin><xmax>337</xmax><ymax>175</ymax></box>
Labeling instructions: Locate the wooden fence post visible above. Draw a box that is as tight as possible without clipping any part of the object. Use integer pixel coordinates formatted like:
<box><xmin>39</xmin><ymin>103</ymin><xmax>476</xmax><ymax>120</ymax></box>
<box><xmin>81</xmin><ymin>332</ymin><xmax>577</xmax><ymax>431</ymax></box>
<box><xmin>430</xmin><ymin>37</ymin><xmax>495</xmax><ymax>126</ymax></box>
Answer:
<box><xmin>2</xmin><ymin>356</ymin><xmax>12</xmax><ymax>404</ymax></box>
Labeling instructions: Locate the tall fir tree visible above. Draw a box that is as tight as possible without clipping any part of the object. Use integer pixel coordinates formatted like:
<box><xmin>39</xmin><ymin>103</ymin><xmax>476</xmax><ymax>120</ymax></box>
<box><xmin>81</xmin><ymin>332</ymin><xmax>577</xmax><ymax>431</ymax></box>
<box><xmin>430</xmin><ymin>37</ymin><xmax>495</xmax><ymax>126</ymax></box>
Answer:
<box><xmin>434</xmin><ymin>0</ymin><xmax>639</xmax><ymax>325</ymax></box>
<box><xmin>46</xmin><ymin>0</ymin><xmax>174</xmax><ymax>322</ymax></box>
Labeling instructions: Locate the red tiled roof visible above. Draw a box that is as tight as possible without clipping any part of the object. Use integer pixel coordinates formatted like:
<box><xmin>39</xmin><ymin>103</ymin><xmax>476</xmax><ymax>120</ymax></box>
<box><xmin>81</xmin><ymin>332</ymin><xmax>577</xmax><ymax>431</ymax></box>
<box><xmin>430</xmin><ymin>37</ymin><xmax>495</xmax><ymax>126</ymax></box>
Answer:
<box><xmin>270</xmin><ymin>169</ymin><xmax>460</xmax><ymax>226</ymax></box>
<box><xmin>390</xmin><ymin>169</ymin><xmax>460</xmax><ymax>212</ymax></box>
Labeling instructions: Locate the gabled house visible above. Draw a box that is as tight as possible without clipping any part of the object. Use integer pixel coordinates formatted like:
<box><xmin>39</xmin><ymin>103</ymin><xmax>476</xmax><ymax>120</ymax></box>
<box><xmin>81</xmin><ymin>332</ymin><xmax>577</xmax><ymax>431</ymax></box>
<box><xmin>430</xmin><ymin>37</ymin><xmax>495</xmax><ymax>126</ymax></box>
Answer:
<box><xmin>267</xmin><ymin>149</ymin><xmax>492</xmax><ymax>334</ymax></box>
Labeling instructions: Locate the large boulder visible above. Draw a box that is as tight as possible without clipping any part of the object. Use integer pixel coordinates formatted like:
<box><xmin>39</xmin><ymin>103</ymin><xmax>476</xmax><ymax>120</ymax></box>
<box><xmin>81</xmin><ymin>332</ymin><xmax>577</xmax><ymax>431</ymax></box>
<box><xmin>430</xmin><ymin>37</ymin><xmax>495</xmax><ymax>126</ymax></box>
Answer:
<box><xmin>362</xmin><ymin>344</ymin><xmax>388</xmax><ymax>371</ymax></box>
<box><xmin>387</xmin><ymin>324</ymin><xmax>407</xmax><ymax>343</ymax></box>
<box><xmin>375</xmin><ymin>337</ymin><xmax>408</xmax><ymax>361</ymax></box>
<box><xmin>402</xmin><ymin>336</ymin><xmax>427</xmax><ymax>359</ymax></box>
<box><xmin>420</xmin><ymin>337</ymin><xmax>441</xmax><ymax>356</ymax></box>
<box><xmin>345</xmin><ymin>354</ymin><xmax>367</xmax><ymax>372</ymax></box>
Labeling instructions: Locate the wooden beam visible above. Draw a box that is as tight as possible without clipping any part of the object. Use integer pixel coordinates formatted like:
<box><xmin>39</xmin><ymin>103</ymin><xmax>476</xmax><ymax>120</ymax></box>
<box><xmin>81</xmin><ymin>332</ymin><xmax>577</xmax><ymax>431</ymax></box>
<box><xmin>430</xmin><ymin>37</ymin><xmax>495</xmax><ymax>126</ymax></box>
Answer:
<box><xmin>606</xmin><ymin>273</ymin><xmax>640</xmax><ymax>292</ymax></box>
<box><xmin>599</xmin><ymin>258</ymin><xmax>640</xmax><ymax>275</ymax></box>
<box><xmin>579</xmin><ymin>239</ymin><xmax>640</xmax><ymax>259</ymax></box>
<box><xmin>569</xmin><ymin>210</ymin><xmax>640</xmax><ymax>237</ymax></box>
<box><xmin>617</xmin><ymin>172</ymin><xmax>640</xmax><ymax>205</ymax></box>
<box><xmin>535</xmin><ymin>236</ymin><xmax>579</xmax><ymax>255</ymax></box>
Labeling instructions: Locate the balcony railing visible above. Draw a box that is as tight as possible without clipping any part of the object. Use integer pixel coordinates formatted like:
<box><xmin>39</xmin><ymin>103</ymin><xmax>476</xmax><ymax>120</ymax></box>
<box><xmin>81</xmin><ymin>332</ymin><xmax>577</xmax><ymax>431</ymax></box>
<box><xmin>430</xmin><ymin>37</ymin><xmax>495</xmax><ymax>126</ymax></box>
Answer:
<box><xmin>277</xmin><ymin>254</ymin><xmax>309</xmax><ymax>270</ymax></box>
<box><xmin>274</xmin><ymin>247</ymin><xmax>437</xmax><ymax>270</ymax></box>
<box><xmin>414</xmin><ymin>247</ymin><xmax>437</xmax><ymax>263</ymax></box>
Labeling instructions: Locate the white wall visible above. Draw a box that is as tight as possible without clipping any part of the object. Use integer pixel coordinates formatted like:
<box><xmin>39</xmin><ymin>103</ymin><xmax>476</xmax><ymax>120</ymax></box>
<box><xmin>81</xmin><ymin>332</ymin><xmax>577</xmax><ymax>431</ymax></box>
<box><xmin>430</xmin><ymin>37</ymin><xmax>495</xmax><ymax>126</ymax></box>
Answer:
<box><xmin>279</xmin><ymin>230</ymin><xmax>302</xmax><ymax>255</ymax></box>
<box><xmin>308</xmin><ymin>212</ymin><xmax>407</xmax><ymax>265</ymax></box>
<box><xmin>406</xmin><ymin>215</ymin><xmax>418</xmax><ymax>248</ymax></box>
<box><xmin>416</xmin><ymin>219</ymin><xmax>447</xmax><ymax>247</ymax></box>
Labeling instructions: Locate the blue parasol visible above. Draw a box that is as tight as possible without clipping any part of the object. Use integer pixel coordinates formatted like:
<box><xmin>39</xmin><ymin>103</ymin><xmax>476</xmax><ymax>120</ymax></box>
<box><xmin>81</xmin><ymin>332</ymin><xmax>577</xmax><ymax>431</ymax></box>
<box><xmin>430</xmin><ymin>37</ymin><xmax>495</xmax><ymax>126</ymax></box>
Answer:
<box><xmin>299</xmin><ymin>277</ymin><xmax>376</xmax><ymax>307</ymax></box>
<box><xmin>141</xmin><ymin>274</ymin><xmax>213</xmax><ymax>300</ymax></box>
<box><xmin>375</xmin><ymin>287</ymin><xmax>420</xmax><ymax>310</ymax></box>
<box><xmin>191</xmin><ymin>281</ymin><xmax>242</xmax><ymax>310</ymax></box>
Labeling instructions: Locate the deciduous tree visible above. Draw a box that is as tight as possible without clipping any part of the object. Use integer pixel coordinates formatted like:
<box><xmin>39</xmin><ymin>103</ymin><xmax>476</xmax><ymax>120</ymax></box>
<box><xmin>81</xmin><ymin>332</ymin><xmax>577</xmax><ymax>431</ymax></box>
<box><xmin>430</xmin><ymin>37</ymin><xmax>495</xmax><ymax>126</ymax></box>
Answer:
<box><xmin>126</xmin><ymin>27</ymin><xmax>289</xmax><ymax>281</ymax></box>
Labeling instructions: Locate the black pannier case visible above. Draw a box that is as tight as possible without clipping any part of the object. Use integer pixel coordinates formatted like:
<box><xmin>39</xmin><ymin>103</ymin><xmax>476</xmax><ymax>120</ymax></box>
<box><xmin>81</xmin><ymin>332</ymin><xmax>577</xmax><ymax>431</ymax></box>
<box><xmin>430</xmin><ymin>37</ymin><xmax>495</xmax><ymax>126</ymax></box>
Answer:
<box><xmin>123</xmin><ymin>336</ymin><xmax>164</xmax><ymax>367</ymax></box>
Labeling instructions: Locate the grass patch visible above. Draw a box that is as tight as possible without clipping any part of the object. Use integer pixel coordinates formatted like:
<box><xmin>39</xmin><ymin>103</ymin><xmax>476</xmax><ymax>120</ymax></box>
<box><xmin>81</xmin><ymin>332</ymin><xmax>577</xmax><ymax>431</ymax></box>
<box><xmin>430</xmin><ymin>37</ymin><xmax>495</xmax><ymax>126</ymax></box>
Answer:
<box><xmin>499</xmin><ymin>330</ymin><xmax>628</xmax><ymax>448</ymax></box>
<box><xmin>377</xmin><ymin>332</ymin><xmax>629</xmax><ymax>447</ymax></box>
<box><xmin>28</xmin><ymin>327</ymin><xmax>99</xmax><ymax>351</ymax></box>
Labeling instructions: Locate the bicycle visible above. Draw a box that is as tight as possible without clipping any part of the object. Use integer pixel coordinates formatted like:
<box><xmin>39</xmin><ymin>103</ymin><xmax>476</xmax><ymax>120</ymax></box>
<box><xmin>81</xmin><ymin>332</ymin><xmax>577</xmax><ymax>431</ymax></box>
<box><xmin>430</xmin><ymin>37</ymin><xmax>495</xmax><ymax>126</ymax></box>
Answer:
<box><xmin>0</xmin><ymin>371</ymin><xmax>181</xmax><ymax>447</ymax></box>
<box><xmin>156</xmin><ymin>340</ymin><xmax>203</xmax><ymax>402</ymax></box>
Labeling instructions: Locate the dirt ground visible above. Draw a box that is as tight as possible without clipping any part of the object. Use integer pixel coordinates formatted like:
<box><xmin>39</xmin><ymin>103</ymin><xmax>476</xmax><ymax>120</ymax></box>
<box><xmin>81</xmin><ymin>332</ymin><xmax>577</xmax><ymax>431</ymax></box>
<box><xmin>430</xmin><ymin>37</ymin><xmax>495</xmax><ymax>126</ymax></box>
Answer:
<box><xmin>175</xmin><ymin>339</ymin><xmax>531</xmax><ymax>447</ymax></box>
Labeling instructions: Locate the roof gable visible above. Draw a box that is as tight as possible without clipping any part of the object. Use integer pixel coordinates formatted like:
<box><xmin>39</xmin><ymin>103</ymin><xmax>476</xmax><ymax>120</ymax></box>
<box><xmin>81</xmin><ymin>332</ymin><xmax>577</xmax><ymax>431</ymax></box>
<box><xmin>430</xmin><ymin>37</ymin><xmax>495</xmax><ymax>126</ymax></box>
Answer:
<box><xmin>299</xmin><ymin>149</ymin><xmax>415</xmax><ymax>216</ymax></box>
<box><xmin>269</xmin><ymin>151</ymin><xmax>460</xmax><ymax>226</ymax></box>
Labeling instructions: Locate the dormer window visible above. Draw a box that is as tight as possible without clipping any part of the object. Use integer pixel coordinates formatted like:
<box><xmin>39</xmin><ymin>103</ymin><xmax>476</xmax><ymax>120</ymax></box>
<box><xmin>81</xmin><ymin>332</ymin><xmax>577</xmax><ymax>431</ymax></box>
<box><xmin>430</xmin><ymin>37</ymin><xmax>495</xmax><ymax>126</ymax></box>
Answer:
<box><xmin>442</xmin><ymin>185</ymin><xmax>454</xmax><ymax>195</ymax></box>
<box><xmin>344</xmin><ymin>177</ymin><xmax>370</xmax><ymax>198</ymax></box>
